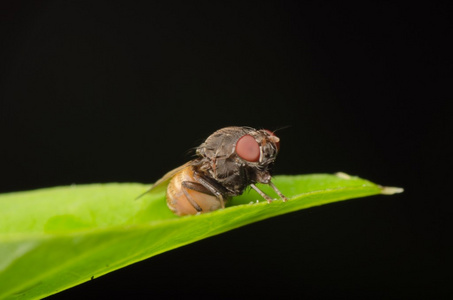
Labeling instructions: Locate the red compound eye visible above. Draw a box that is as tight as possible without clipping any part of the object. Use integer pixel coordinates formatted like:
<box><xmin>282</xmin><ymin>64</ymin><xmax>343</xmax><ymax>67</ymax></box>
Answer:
<box><xmin>236</xmin><ymin>134</ymin><xmax>260</xmax><ymax>162</ymax></box>
<box><xmin>264</xmin><ymin>129</ymin><xmax>280</xmax><ymax>151</ymax></box>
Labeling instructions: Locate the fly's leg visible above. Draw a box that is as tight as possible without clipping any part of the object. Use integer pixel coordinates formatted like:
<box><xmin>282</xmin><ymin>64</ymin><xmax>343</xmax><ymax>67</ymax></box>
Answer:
<box><xmin>250</xmin><ymin>184</ymin><xmax>274</xmax><ymax>203</ymax></box>
<box><xmin>182</xmin><ymin>181</ymin><xmax>215</xmax><ymax>196</ymax></box>
<box><xmin>269</xmin><ymin>181</ymin><xmax>288</xmax><ymax>202</ymax></box>
<box><xmin>181</xmin><ymin>181</ymin><xmax>221</xmax><ymax>212</ymax></box>
<box><xmin>192</xmin><ymin>173</ymin><xmax>227</xmax><ymax>209</ymax></box>
<box><xmin>180</xmin><ymin>182</ymin><xmax>203</xmax><ymax>212</ymax></box>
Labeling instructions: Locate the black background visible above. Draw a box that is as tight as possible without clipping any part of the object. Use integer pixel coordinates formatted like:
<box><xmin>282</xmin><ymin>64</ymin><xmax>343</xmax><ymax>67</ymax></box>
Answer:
<box><xmin>1</xmin><ymin>1</ymin><xmax>451</xmax><ymax>299</ymax></box>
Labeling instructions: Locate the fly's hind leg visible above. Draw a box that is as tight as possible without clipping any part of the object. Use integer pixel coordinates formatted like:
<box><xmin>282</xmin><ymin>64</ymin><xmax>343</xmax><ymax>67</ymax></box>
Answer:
<box><xmin>192</xmin><ymin>173</ymin><xmax>227</xmax><ymax>209</ymax></box>
<box><xmin>181</xmin><ymin>181</ymin><xmax>216</xmax><ymax>213</ymax></box>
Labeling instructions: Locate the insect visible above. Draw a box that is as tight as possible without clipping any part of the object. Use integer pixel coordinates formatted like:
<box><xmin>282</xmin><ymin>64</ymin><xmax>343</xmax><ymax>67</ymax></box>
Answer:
<box><xmin>146</xmin><ymin>126</ymin><xmax>287</xmax><ymax>216</ymax></box>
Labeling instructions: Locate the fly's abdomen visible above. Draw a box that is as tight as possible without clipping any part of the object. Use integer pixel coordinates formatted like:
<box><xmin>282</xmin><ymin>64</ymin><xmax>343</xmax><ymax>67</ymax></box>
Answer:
<box><xmin>166</xmin><ymin>167</ymin><xmax>222</xmax><ymax>216</ymax></box>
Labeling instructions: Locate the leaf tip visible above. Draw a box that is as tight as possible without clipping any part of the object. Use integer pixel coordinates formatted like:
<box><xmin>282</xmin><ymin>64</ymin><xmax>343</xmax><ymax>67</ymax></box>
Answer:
<box><xmin>379</xmin><ymin>186</ymin><xmax>404</xmax><ymax>195</ymax></box>
<box><xmin>335</xmin><ymin>172</ymin><xmax>353</xmax><ymax>179</ymax></box>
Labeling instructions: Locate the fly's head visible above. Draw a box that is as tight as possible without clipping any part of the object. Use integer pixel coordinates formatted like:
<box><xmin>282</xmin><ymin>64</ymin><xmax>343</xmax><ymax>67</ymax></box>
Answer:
<box><xmin>235</xmin><ymin>129</ymin><xmax>280</xmax><ymax>184</ymax></box>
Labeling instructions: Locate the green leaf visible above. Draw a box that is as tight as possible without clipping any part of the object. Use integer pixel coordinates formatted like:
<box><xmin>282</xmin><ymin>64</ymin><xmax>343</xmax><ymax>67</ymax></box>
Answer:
<box><xmin>0</xmin><ymin>174</ymin><xmax>402</xmax><ymax>299</ymax></box>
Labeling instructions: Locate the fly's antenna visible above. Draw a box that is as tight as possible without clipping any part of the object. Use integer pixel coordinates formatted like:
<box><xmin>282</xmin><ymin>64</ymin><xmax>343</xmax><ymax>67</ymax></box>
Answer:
<box><xmin>272</xmin><ymin>125</ymin><xmax>292</xmax><ymax>133</ymax></box>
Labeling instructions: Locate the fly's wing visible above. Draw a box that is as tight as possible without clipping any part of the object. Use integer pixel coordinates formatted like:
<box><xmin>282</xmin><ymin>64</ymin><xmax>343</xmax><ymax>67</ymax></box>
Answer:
<box><xmin>151</xmin><ymin>162</ymin><xmax>193</xmax><ymax>191</ymax></box>
<box><xmin>136</xmin><ymin>161</ymin><xmax>192</xmax><ymax>199</ymax></box>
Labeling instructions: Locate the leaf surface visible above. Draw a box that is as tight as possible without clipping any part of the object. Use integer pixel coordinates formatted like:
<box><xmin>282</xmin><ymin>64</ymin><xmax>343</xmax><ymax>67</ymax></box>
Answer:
<box><xmin>0</xmin><ymin>174</ymin><xmax>400</xmax><ymax>299</ymax></box>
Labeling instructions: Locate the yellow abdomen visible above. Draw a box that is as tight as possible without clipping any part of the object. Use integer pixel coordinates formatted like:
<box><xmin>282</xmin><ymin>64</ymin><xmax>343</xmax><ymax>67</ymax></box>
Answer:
<box><xmin>166</xmin><ymin>166</ymin><xmax>222</xmax><ymax>216</ymax></box>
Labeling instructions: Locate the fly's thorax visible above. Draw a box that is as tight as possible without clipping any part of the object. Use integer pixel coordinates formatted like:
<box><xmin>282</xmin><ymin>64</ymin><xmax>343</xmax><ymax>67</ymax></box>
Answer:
<box><xmin>196</xmin><ymin>126</ymin><xmax>248</xmax><ymax>159</ymax></box>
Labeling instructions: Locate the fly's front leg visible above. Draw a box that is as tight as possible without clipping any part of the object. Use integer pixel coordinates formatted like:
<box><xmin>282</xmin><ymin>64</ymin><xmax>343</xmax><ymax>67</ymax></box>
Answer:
<box><xmin>269</xmin><ymin>181</ymin><xmax>288</xmax><ymax>202</ymax></box>
<box><xmin>250</xmin><ymin>183</ymin><xmax>274</xmax><ymax>203</ymax></box>
<box><xmin>250</xmin><ymin>182</ymin><xmax>288</xmax><ymax>203</ymax></box>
